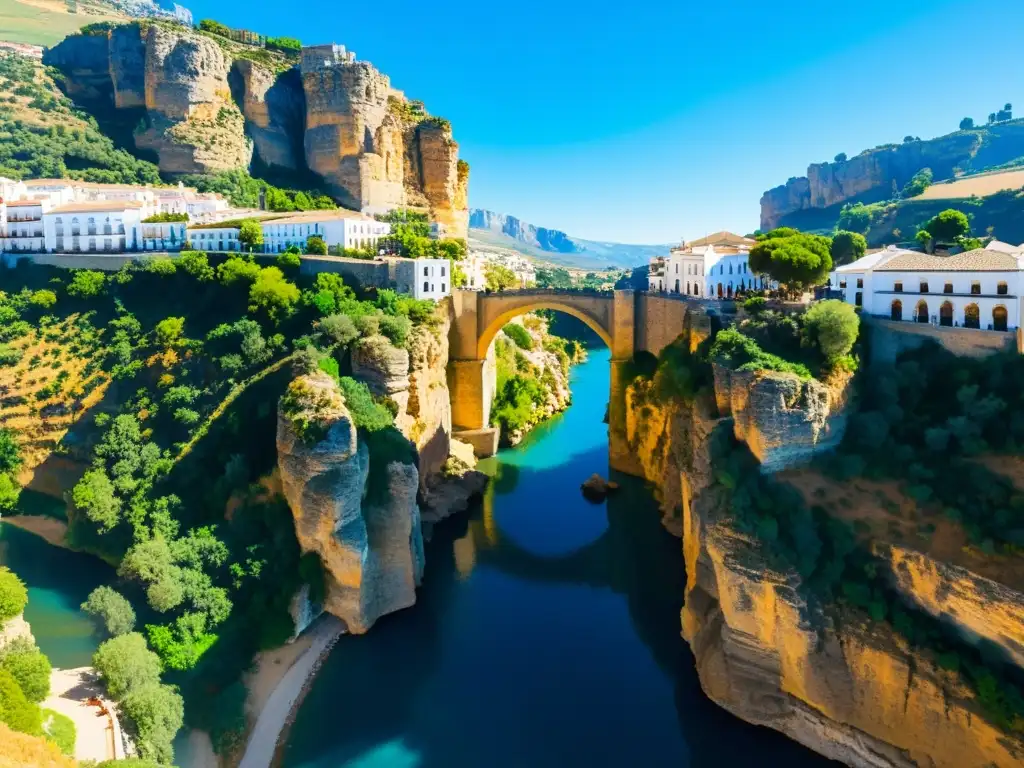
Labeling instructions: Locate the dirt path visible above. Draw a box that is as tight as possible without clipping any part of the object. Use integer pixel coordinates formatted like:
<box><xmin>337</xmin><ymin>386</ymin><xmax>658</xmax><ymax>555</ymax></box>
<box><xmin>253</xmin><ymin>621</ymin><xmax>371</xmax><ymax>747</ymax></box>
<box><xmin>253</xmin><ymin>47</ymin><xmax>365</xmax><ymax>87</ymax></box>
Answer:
<box><xmin>1</xmin><ymin>515</ymin><xmax>70</xmax><ymax>549</ymax></box>
<box><xmin>238</xmin><ymin>616</ymin><xmax>345</xmax><ymax>768</ymax></box>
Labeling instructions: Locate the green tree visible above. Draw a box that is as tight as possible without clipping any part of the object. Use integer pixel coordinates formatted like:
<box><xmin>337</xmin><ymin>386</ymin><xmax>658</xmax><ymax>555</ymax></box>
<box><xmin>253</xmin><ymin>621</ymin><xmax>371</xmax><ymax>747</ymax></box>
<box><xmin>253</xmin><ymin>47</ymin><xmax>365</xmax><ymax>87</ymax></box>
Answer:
<box><xmin>81</xmin><ymin>586</ymin><xmax>136</xmax><ymax>637</ymax></box>
<box><xmin>830</xmin><ymin>231</ymin><xmax>866</xmax><ymax>267</ymax></box>
<box><xmin>248</xmin><ymin>267</ymin><xmax>300</xmax><ymax>320</ymax></box>
<box><xmin>92</xmin><ymin>633</ymin><xmax>161</xmax><ymax>699</ymax></box>
<box><xmin>748</xmin><ymin>229</ymin><xmax>833</xmax><ymax>293</ymax></box>
<box><xmin>71</xmin><ymin>469</ymin><xmax>121</xmax><ymax>532</ymax></box>
<box><xmin>28</xmin><ymin>290</ymin><xmax>56</xmax><ymax>309</ymax></box>
<box><xmin>0</xmin><ymin>474</ymin><xmax>19</xmax><ymax>513</ymax></box>
<box><xmin>178</xmin><ymin>251</ymin><xmax>214</xmax><ymax>282</ymax></box>
<box><xmin>66</xmin><ymin>270</ymin><xmax>105</xmax><ymax>298</ymax></box>
<box><xmin>901</xmin><ymin>167</ymin><xmax>933</xmax><ymax>198</ymax></box>
<box><xmin>0</xmin><ymin>428</ymin><xmax>22</xmax><ymax>475</ymax></box>
<box><xmin>217</xmin><ymin>255</ymin><xmax>261</xmax><ymax>285</ymax></box>
<box><xmin>924</xmin><ymin>209</ymin><xmax>970</xmax><ymax>242</ymax></box>
<box><xmin>834</xmin><ymin>152</ymin><xmax>847</xmax><ymax>163</ymax></box>
<box><xmin>318</xmin><ymin>314</ymin><xmax>358</xmax><ymax>346</ymax></box>
<box><xmin>0</xmin><ymin>667</ymin><xmax>41</xmax><ymax>736</ymax></box>
<box><xmin>803</xmin><ymin>300</ymin><xmax>860</xmax><ymax>365</ymax></box>
<box><xmin>305</xmin><ymin>235</ymin><xmax>327</xmax><ymax>255</ymax></box>
<box><xmin>120</xmin><ymin>682</ymin><xmax>183</xmax><ymax>764</ymax></box>
<box><xmin>154</xmin><ymin>317</ymin><xmax>185</xmax><ymax>347</ymax></box>
<box><xmin>484</xmin><ymin>263</ymin><xmax>518</xmax><ymax>291</ymax></box>
<box><xmin>238</xmin><ymin>219</ymin><xmax>264</xmax><ymax>253</ymax></box>
<box><xmin>276</xmin><ymin>250</ymin><xmax>301</xmax><ymax>270</ymax></box>
<box><xmin>916</xmin><ymin>229</ymin><xmax>933</xmax><ymax>252</ymax></box>
<box><xmin>960</xmin><ymin>117</ymin><xmax>975</xmax><ymax>130</ymax></box>
<box><xmin>0</xmin><ymin>568</ymin><xmax>28</xmax><ymax>623</ymax></box>
<box><xmin>0</xmin><ymin>646</ymin><xmax>51</xmax><ymax>703</ymax></box>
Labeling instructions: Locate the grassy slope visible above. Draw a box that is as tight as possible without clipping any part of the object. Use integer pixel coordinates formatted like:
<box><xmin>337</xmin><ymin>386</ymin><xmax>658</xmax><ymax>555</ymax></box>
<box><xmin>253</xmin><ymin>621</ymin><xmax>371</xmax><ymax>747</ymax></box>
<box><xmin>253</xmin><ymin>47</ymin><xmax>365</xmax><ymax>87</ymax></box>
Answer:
<box><xmin>0</xmin><ymin>0</ymin><xmax>124</xmax><ymax>46</ymax></box>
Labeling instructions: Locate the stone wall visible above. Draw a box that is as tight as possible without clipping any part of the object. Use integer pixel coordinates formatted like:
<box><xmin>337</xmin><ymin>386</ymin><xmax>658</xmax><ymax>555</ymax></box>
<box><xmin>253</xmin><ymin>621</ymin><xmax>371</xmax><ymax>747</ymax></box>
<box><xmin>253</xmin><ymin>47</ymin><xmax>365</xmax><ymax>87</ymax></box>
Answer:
<box><xmin>298</xmin><ymin>255</ymin><xmax>390</xmax><ymax>287</ymax></box>
<box><xmin>2</xmin><ymin>253</ymin><xmax>156</xmax><ymax>271</ymax></box>
<box><xmin>867</xmin><ymin>317</ymin><xmax>1017</xmax><ymax>363</ymax></box>
<box><xmin>634</xmin><ymin>294</ymin><xmax>712</xmax><ymax>357</ymax></box>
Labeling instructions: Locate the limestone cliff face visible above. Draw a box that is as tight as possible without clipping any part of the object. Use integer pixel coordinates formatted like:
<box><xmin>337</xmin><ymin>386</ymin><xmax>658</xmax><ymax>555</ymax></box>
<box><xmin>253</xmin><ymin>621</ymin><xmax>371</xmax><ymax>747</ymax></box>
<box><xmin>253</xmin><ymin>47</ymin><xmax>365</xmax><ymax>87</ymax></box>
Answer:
<box><xmin>46</xmin><ymin>25</ymin><xmax>470</xmax><ymax>234</ymax></box>
<box><xmin>300</xmin><ymin>53</ymin><xmax>468</xmax><ymax>237</ymax></box>
<box><xmin>879</xmin><ymin>543</ymin><xmax>1024</xmax><ymax>670</ymax></box>
<box><xmin>231</xmin><ymin>61</ymin><xmax>305</xmax><ymax>170</ymax></box>
<box><xmin>276</xmin><ymin>372</ymin><xmax>424</xmax><ymax>634</ymax></box>
<box><xmin>761</xmin><ymin>131</ymin><xmax>992</xmax><ymax>230</ymax></box>
<box><xmin>624</xmin><ymin>379</ymin><xmax>1024</xmax><ymax>767</ymax></box>
<box><xmin>713</xmin><ymin>365</ymin><xmax>852</xmax><ymax>473</ymax></box>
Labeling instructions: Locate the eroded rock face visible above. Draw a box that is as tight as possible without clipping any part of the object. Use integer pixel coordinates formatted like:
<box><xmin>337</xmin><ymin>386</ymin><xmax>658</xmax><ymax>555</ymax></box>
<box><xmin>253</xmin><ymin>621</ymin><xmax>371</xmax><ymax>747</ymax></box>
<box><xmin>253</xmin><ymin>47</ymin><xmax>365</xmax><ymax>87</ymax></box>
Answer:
<box><xmin>759</xmin><ymin>132</ymin><xmax>988</xmax><ymax>230</ymax></box>
<box><xmin>624</xmin><ymin>371</ymin><xmax>1024</xmax><ymax>767</ymax></box>
<box><xmin>109</xmin><ymin>24</ymin><xmax>147</xmax><ymax>109</ymax></box>
<box><xmin>277</xmin><ymin>372</ymin><xmax>424</xmax><ymax>634</ymax></box>
<box><xmin>715</xmin><ymin>365</ymin><xmax>851</xmax><ymax>473</ymax></box>
<box><xmin>232</xmin><ymin>61</ymin><xmax>305</xmax><ymax>170</ymax></box>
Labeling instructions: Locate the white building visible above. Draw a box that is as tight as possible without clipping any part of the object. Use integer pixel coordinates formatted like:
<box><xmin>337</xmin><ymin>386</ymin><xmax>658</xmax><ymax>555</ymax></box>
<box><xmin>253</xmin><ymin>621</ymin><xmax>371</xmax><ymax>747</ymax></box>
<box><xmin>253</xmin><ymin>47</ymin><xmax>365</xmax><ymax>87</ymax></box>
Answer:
<box><xmin>651</xmin><ymin>231</ymin><xmax>768</xmax><ymax>298</ymax></box>
<box><xmin>837</xmin><ymin>243</ymin><xmax>1024</xmax><ymax>332</ymax></box>
<box><xmin>1</xmin><ymin>199</ymin><xmax>49</xmax><ymax>253</ymax></box>
<box><xmin>157</xmin><ymin>183</ymin><xmax>229</xmax><ymax>221</ymax></box>
<box><xmin>188</xmin><ymin>209</ymin><xmax>391</xmax><ymax>255</ymax></box>
<box><xmin>45</xmin><ymin>201</ymin><xmax>146</xmax><ymax>254</ymax></box>
<box><xmin>391</xmin><ymin>257</ymin><xmax>451</xmax><ymax>300</ymax></box>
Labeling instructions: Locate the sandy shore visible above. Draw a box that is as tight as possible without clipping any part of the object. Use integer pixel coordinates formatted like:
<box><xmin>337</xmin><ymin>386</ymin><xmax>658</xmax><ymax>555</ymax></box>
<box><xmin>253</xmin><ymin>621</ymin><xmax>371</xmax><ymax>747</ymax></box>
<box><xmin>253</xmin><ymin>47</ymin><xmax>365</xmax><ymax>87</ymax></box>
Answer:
<box><xmin>238</xmin><ymin>616</ymin><xmax>345</xmax><ymax>768</ymax></box>
<box><xmin>45</xmin><ymin>667</ymin><xmax>120</xmax><ymax>763</ymax></box>
<box><xmin>1</xmin><ymin>515</ymin><xmax>70</xmax><ymax>549</ymax></box>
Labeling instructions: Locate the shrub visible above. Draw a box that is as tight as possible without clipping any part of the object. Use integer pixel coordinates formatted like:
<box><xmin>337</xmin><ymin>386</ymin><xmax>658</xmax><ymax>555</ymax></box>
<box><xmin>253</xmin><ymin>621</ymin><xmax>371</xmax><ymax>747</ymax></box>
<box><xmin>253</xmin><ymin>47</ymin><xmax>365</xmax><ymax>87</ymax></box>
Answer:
<box><xmin>119</xmin><ymin>682</ymin><xmax>183</xmax><ymax>764</ymax></box>
<box><xmin>81</xmin><ymin>586</ymin><xmax>136</xmax><ymax>637</ymax></box>
<box><xmin>248</xmin><ymin>267</ymin><xmax>300</xmax><ymax>320</ymax></box>
<box><xmin>178</xmin><ymin>251</ymin><xmax>215</xmax><ymax>282</ymax></box>
<box><xmin>145</xmin><ymin>258</ymin><xmax>177</xmax><ymax>277</ymax></box>
<box><xmin>41</xmin><ymin>709</ymin><xmax>75</xmax><ymax>755</ymax></box>
<box><xmin>0</xmin><ymin>344</ymin><xmax>21</xmax><ymax>367</ymax></box>
<box><xmin>802</xmin><ymin>300</ymin><xmax>860</xmax><ymax>365</ymax></box>
<box><xmin>92</xmin><ymin>632</ymin><xmax>161</xmax><ymax>699</ymax></box>
<box><xmin>275</xmin><ymin>251</ymin><xmax>301</xmax><ymax>270</ymax></box>
<box><xmin>28</xmin><ymin>290</ymin><xmax>56</xmax><ymax>309</ymax></box>
<box><xmin>0</xmin><ymin>667</ymin><xmax>41</xmax><ymax>736</ymax></box>
<box><xmin>0</xmin><ymin>647</ymin><xmax>51</xmax><ymax>702</ymax></box>
<box><xmin>305</xmin><ymin>235</ymin><xmax>327</xmax><ymax>255</ymax></box>
<box><xmin>154</xmin><ymin>317</ymin><xmax>185</xmax><ymax>347</ymax></box>
<box><xmin>502</xmin><ymin>323</ymin><xmax>533</xmax><ymax>350</ymax></box>
<box><xmin>66</xmin><ymin>270</ymin><xmax>105</xmax><ymax>298</ymax></box>
<box><xmin>217</xmin><ymin>256</ymin><xmax>261</xmax><ymax>285</ymax></box>
<box><xmin>0</xmin><ymin>474</ymin><xmax>19</xmax><ymax>513</ymax></box>
<box><xmin>379</xmin><ymin>314</ymin><xmax>412</xmax><ymax>348</ymax></box>
<box><xmin>0</xmin><ymin>568</ymin><xmax>28</xmax><ymax>623</ymax></box>
<box><xmin>0</xmin><ymin>428</ymin><xmax>22</xmax><ymax>475</ymax></box>
<box><xmin>710</xmin><ymin>328</ymin><xmax>812</xmax><ymax>378</ymax></box>
<box><xmin>355</xmin><ymin>314</ymin><xmax>380</xmax><ymax>337</ymax></box>
<box><xmin>337</xmin><ymin>377</ymin><xmax>394</xmax><ymax>433</ymax></box>
<box><xmin>318</xmin><ymin>314</ymin><xmax>358</xmax><ymax>347</ymax></box>
<box><xmin>742</xmin><ymin>296</ymin><xmax>767</xmax><ymax>314</ymax></box>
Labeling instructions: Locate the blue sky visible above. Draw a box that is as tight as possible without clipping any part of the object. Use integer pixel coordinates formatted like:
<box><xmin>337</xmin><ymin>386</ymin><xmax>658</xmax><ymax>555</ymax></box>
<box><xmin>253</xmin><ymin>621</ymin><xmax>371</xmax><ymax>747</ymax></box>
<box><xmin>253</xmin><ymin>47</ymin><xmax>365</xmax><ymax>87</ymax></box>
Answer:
<box><xmin>188</xmin><ymin>0</ymin><xmax>1023</xmax><ymax>243</ymax></box>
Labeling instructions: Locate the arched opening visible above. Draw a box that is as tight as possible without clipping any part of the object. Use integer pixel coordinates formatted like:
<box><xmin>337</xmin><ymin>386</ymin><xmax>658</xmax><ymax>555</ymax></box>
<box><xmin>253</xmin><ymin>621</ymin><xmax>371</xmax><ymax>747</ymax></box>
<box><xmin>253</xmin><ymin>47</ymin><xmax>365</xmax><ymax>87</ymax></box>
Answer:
<box><xmin>727</xmin><ymin>285</ymin><xmax>733</xmax><ymax>298</ymax></box>
<box><xmin>993</xmin><ymin>305</ymin><xmax>1008</xmax><ymax>331</ymax></box>
<box><xmin>915</xmin><ymin>300</ymin><xmax>929</xmax><ymax>323</ymax></box>
<box><xmin>717</xmin><ymin>283</ymin><xmax>723</xmax><ymax>297</ymax></box>
<box><xmin>685</xmin><ymin>282</ymin><xmax>691</xmax><ymax>295</ymax></box>
<box><xmin>940</xmin><ymin>301</ymin><xmax>954</xmax><ymax>327</ymax></box>
<box><xmin>891</xmin><ymin>299</ymin><xmax>902</xmax><ymax>321</ymax></box>
<box><xmin>476</xmin><ymin>299</ymin><xmax>614</xmax><ymax>360</ymax></box>
<box><xmin>674</xmin><ymin>279</ymin><xmax>680</xmax><ymax>293</ymax></box>
<box><xmin>964</xmin><ymin>303</ymin><xmax>980</xmax><ymax>329</ymax></box>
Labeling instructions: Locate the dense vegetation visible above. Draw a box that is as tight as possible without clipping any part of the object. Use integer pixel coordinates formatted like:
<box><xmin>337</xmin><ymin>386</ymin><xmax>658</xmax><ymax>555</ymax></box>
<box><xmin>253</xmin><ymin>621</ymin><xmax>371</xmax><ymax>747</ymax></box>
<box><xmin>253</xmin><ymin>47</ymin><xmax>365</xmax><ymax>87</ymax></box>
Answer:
<box><xmin>0</xmin><ymin>255</ymin><xmax>442</xmax><ymax>761</ymax></box>
<box><xmin>0</xmin><ymin>53</ymin><xmax>161</xmax><ymax>184</ymax></box>
<box><xmin>0</xmin><ymin>568</ymin><xmax>76</xmax><ymax>756</ymax></box>
<box><xmin>748</xmin><ymin>228</ymin><xmax>833</xmax><ymax>294</ymax></box>
<box><xmin>536</xmin><ymin>266</ymin><xmax>624</xmax><ymax>291</ymax></box>
<box><xmin>178</xmin><ymin>169</ymin><xmax>336</xmax><ymax>213</ymax></box>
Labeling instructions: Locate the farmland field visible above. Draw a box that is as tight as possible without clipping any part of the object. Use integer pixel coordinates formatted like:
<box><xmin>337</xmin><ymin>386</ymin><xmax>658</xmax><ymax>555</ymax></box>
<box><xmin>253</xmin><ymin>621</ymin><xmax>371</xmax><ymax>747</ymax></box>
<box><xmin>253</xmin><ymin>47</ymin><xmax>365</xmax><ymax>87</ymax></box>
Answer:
<box><xmin>0</xmin><ymin>0</ymin><xmax>123</xmax><ymax>47</ymax></box>
<box><xmin>918</xmin><ymin>168</ymin><xmax>1024</xmax><ymax>200</ymax></box>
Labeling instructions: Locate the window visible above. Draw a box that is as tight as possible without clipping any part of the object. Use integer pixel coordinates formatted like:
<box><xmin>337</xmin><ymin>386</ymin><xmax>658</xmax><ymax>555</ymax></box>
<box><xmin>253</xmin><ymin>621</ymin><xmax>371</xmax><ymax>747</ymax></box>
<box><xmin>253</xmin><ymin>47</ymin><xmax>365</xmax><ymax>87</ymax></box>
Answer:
<box><xmin>970</xmin><ymin>281</ymin><xmax>981</xmax><ymax>295</ymax></box>
<box><xmin>441</xmin><ymin>283</ymin><xmax>446</xmax><ymax>293</ymax></box>
<box><xmin>423</xmin><ymin>281</ymin><xmax>429</xmax><ymax>292</ymax></box>
<box><xmin>944</xmin><ymin>282</ymin><xmax>953</xmax><ymax>293</ymax></box>
<box><xmin>675</xmin><ymin>263</ymin><xmax>678</xmax><ymax>273</ymax></box>
<box><xmin>856</xmin><ymin>278</ymin><xmax>863</xmax><ymax>289</ymax></box>
<box><xmin>894</xmin><ymin>282</ymin><xmax>903</xmax><ymax>292</ymax></box>
<box><xmin>920</xmin><ymin>281</ymin><xmax>929</xmax><ymax>293</ymax></box>
<box><xmin>998</xmin><ymin>281</ymin><xmax>1008</xmax><ymax>295</ymax></box>
<box><xmin>855</xmin><ymin>291</ymin><xmax>862</xmax><ymax>307</ymax></box>
<box><xmin>424</xmin><ymin>266</ymin><xmax>429</xmax><ymax>276</ymax></box>
<box><xmin>441</xmin><ymin>265</ymin><xmax>446</xmax><ymax>277</ymax></box>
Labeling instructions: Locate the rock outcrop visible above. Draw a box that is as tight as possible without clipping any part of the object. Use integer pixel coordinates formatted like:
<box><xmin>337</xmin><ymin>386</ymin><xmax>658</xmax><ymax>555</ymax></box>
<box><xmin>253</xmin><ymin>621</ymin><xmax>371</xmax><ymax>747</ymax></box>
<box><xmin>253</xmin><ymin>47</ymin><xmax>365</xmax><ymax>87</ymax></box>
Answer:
<box><xmin>624</xmin><ymin>354</ymin><xmax>1024</xmax><ymax>767</ymax></box>
<box><xmin>713</xmin><ymin>365</ymin><xmax>852</xmax><ymax>473</ymax></box>
<box><xmin>45</xmin><ymin>26</ymin><xmax>470</xmax><ymax>235</ymax></box>
<box><xmin>469</xmin><ymin>208</ymin><xmax>583</xmax><ymax>254</ymax></box>
<box><xmin>760</xmin><ymin>125</ymin><xmax>1024</xmax><ymax>230</ymax></box>
<box><xmin>276</xmin><ymin>372</ymin><xmax>424</xmax><ymax>634</ymax></box>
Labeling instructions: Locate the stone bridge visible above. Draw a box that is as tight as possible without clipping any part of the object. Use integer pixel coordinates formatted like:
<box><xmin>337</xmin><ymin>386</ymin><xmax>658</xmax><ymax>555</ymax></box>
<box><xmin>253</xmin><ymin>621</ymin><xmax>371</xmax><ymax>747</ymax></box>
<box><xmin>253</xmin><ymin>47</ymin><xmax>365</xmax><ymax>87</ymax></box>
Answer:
<box><xmin>447</xmin><ymin>289</ymin><xmax>712</xmax><ymax>473</ymax></box>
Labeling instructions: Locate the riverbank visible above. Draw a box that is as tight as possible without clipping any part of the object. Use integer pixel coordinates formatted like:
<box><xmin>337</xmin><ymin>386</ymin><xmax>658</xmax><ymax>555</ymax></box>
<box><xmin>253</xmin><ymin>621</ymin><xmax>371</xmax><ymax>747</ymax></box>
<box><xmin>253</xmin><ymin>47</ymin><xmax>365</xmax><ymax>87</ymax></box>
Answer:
<box><xmin>45</xmin><ymin>667</ymin><xmax>124</xmax><ymax>763</ymax></box>
<box><xmin>1</xmin><ymin>515</ymin><xmax>69</xmax><ymax>549</ymax></box>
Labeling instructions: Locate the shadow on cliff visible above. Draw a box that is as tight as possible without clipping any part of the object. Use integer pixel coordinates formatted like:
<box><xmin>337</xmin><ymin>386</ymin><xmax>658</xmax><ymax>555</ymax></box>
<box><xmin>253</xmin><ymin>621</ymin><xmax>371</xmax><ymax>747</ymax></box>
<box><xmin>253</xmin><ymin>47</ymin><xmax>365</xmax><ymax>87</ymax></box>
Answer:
<box><xmin>282</xmin><ymin>441</ymin><xmax>835</xmax><ymax>767</ymax></box>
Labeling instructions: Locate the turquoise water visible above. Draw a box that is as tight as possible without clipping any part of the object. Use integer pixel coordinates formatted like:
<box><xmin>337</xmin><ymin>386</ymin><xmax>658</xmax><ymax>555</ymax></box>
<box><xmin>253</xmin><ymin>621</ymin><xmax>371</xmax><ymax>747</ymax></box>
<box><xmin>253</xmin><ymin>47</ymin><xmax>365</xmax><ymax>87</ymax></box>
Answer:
<box><xmin>282</xmin><ymin>348</ymin><xmax>835</xmax><ymax>767</ymax></box>
<box><xmin>0</xmin><ymin>521</ymin><xmax>112</xmax><ymax>668</ymax></box>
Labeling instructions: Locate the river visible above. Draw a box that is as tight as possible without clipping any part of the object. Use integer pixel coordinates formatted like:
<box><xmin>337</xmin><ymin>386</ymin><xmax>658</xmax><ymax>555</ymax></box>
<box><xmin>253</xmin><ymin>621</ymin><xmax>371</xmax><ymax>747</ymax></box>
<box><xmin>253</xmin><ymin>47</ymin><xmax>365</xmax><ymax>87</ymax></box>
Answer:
<box><xmin>282</xmin><ymin>347</ymin><xmax>834</xmax><ymax>767</ymax></box>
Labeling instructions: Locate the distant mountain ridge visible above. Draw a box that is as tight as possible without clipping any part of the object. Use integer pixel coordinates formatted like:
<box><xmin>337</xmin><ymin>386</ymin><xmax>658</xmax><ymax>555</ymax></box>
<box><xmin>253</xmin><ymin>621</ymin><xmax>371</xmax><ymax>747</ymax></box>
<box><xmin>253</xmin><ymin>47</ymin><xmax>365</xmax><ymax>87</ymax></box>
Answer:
<box><xmin>469</xmin><ymin>208</ymin><xmax>667</xmax><ymax>270</ymax></box>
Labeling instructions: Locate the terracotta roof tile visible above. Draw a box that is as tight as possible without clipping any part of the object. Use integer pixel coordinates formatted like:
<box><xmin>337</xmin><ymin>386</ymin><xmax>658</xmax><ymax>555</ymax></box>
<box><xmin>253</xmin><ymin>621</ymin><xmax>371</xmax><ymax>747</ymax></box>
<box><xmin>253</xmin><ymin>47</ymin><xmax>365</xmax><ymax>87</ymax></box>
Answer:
<box><xmin>876</xmin><ymin>249</ymin><xmax>1021</xmax><ymax>272</ymax></box>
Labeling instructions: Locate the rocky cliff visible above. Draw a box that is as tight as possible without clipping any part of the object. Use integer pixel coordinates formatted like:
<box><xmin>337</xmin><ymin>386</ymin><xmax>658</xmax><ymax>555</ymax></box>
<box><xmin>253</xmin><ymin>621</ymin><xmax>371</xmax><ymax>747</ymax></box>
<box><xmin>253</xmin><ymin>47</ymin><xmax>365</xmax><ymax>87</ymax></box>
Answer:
<box><xmin>276</xmin><ymin>372</ymin><xmax>424</xmax><ymax>634</ymax></box>
<box><xmin>760</xmin><ymin>123</ymin><xmax>1024</xmax><ymax>230</ymax></box>
<box><xmin>44</xmin><ymin>25</ymin><xmax>470</xmax><ymax>235</ymax></box>
<box><xmin>469</xmin><ymin>209</ymin><xmax>583</xmax><ymax>254</ymax></box>
<box><xmin>624</xmin><ymin>359</ymin><xmax>1024</xmax><ymax>767</ymax></box>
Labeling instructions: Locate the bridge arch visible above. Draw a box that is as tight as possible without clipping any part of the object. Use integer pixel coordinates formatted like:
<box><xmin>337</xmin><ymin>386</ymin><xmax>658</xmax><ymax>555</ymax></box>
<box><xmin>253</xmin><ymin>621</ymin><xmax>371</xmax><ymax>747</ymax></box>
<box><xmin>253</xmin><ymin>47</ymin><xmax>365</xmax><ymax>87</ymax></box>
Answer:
<box><xmin>476</xmin><ymin>299</ymin><xmax>613</xmax><ymax>359</ymax></box>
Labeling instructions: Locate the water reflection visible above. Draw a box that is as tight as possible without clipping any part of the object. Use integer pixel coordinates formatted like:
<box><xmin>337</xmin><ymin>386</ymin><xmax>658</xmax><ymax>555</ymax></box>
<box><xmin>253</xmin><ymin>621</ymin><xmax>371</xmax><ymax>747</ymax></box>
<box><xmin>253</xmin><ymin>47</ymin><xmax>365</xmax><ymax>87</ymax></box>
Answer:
<box><xmin>283</xmin><ymin>349</ymin><xmax>835</xmax><ymax>767</ymax></box>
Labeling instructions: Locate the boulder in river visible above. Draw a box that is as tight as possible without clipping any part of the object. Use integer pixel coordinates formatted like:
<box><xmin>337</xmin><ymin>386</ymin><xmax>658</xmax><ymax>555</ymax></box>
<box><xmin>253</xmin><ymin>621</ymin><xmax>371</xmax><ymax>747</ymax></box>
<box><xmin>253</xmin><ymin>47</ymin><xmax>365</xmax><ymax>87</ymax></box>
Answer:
<box><xmin>581</xmin><ymin>473</ymin><xmax>619</xmax><ymax>503</ymax></box>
